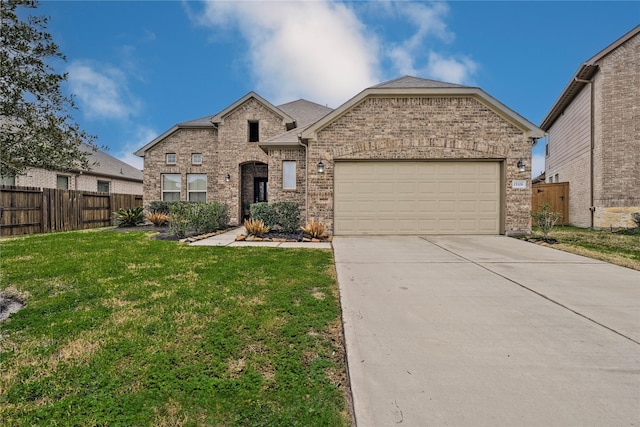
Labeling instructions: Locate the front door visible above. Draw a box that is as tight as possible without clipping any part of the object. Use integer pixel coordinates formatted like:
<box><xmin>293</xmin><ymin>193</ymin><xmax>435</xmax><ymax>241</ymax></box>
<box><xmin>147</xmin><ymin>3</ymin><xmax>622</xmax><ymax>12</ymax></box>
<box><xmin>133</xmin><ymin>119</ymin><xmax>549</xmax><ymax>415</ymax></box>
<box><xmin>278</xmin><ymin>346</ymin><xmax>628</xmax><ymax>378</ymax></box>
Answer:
<box><xmin>254</xmin><ymin>178</ymin><xmax>268</xmax><ymax>203</ymax></box>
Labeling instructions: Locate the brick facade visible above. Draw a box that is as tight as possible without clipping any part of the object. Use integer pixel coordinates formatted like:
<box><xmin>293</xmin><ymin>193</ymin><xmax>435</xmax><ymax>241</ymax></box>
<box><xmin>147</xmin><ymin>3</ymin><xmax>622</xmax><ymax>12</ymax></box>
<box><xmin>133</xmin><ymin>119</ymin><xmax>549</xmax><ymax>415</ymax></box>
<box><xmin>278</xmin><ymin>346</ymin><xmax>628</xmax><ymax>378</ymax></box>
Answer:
<box><xmin>266</xmin><ymin>148</ymin><xmax>307</xmax><ymax>221</ymax></box>
<box><xmin>544</xmin><ymin>29</ymin><xmax>639</xmax><ymax>228</ymax></box>
<box><xmin>138</xmin><ymin>80</ymin><xmax>541</xmax><ymax>235</ymax></box>
<box><xmin>592</xmin><ymin>32</ymin><xmax>640</xmax><ymax>228</ymax></box>
<box><xmin>306</xmin><ymin>96</ymin><xmax>532</xmax><ymax>235</ymax></box>
<box><xmin>141</xmin><ymin>98</ymin><xmax>289</xmax><ymax>225</ymax></box>
<box><xmin>15</xmin><ymin>167</ymin><xmax>142</xmax><ymax>195</ymax></box>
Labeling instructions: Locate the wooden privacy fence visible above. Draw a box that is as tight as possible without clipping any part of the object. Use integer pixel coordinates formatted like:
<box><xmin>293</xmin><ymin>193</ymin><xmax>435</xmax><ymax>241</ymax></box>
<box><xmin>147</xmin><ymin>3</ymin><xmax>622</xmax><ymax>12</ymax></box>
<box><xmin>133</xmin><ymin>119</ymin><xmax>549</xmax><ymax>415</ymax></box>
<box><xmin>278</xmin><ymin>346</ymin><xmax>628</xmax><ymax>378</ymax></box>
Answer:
<box><xmin>531</xmin><ymin>182</ymin><xmax>570</xmax><ymax>225</ymax></box>
<box><xmin>0</xmin><ymin>185</ymin><xmax>143</xmax><ymax>236</ymax></box>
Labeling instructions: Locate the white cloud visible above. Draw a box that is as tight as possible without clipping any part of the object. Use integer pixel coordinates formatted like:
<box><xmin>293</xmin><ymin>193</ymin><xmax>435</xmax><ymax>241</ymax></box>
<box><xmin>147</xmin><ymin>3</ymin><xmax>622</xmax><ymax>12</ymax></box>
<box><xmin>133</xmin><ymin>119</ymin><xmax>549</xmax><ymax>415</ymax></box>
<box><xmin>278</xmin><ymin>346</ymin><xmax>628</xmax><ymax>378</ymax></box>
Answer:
<box><xmin>67</xmin><ymin>61</ymin><xmax>141</xmax><ymax>120</ymax></box>
<box><xmin>383</xmin><ymin>2</ymin><xmax>477</xmax><ymax>85</ymax></box>
<box><xmin>190</xmin><ymin>1</ymin><xmax>479</xmax><ymax>104</ymax></box>
<box><xmin>425</xmin><ymin>52</ymin><xmax>477</xmax><ymax>85</ymax></box>
<box><xmin>194</xmin><ymin>1</ymin><xmax>381</xmax><ymax>106</ymax></box>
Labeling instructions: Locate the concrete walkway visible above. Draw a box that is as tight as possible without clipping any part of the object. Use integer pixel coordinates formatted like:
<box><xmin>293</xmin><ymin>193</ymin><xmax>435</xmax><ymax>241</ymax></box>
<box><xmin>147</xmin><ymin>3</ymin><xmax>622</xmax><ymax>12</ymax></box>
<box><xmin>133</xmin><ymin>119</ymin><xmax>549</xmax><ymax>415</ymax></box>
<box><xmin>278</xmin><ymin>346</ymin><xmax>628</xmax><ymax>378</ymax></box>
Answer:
<box><xmin>333</xmin><ymin>235</ymin><xmax>640</xmax><ymax>426</ymax></box>
<box><xmin>189</xmin><ymin>227</ymin><xmax>332</xmax><ymax>249</ymax></box>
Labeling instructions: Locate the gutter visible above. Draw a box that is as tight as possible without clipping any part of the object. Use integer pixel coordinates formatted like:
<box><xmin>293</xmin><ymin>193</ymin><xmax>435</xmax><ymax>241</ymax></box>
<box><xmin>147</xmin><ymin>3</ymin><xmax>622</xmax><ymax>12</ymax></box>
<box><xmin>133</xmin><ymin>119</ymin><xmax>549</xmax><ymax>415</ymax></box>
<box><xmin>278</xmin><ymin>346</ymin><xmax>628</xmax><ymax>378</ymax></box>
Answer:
<box><xmin>297</xmin><ymin>135</ymin><xmax>309</xmax><ymax>225</ymax></box>
<box><xmin>576</xmin><ymin>75</ymin><xmax>596</xmax><ymax>228</ymax></box>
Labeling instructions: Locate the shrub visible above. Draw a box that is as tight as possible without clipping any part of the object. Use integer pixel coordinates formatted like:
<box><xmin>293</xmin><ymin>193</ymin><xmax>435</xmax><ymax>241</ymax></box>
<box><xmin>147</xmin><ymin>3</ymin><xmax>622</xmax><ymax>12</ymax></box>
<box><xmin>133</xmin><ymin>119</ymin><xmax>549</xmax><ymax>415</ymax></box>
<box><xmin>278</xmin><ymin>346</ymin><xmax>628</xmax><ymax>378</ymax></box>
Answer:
<box><xmin>114</xmin><ymin>207</ymin><xmax>145</xmax><ymax>227</ymax></box>
<box><xmin>146</xmin><ymin>200</ymin><xmax>176</xmax><ymax>214</ymax></box>
<box><xmin>169</xmin><ymin>201</ymin><xmax>230</xmax><ymax>238</ymax></box>
<box><xmin>632</xmin><ymin>212</ymin><xmax>640</xmax><ymax>228</ymax></box>
<box><xmin>272</xmin><ymin>201</ymin><xmax>300</xmax><ymax>233</ymax></box>
<box><xmin>250</xmin><ymin>202</ymin><xmax>278</xmax><ymax>228</ymax></box>
<box><xmin>301</xmin><ymin>219</ymin><xmax>326</xmax><ymax>238</ymax></box>
<box><xmin>251</xmin><ymin>201</ymin><xmax>301</xmax><ymax>232</ymax></box>
<box><xmin>531</xmin><ymin>203</ymin><xmax>563</xmax><ymax>239</ymax></box>
<box><xmin>146</xmin><ymin>212</ymin><xmax>170</xmax><ymax>226</ymax></box>
<box><xmin>244</xmin><ymin>218</ymin><xmax>270</xmax><ymax>236</ymax></box>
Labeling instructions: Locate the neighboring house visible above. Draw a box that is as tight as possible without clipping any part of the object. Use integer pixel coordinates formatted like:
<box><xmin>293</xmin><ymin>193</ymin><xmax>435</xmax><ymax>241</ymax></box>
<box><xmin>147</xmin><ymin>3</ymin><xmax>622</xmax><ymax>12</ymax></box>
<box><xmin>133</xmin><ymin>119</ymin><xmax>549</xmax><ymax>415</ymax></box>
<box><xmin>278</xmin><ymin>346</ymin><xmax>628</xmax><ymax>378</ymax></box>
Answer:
<box><xmin>135</xmin><ymin>76</ymin><xmax>543</xmax><ymax>236</ymax></box>
<box><xmin>541</xmin><ymin>25</ymin><xmax>640</xmax><ymax>228</ymax></box>
<box><xmin>2</xmin><ymin>144</ymin><xmax>143</xmax><ymax>195</ymax></box>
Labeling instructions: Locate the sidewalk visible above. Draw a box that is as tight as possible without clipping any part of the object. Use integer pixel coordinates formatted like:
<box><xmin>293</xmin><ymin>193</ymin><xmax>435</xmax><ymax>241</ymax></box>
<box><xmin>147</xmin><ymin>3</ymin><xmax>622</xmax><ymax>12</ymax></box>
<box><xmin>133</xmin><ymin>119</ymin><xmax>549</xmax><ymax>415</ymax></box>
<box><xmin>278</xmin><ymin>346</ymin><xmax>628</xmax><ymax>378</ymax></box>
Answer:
<box><xmin>189</xmin><ymin>227</ymin><xmax>332</xmax><ymax>249</ymax></box>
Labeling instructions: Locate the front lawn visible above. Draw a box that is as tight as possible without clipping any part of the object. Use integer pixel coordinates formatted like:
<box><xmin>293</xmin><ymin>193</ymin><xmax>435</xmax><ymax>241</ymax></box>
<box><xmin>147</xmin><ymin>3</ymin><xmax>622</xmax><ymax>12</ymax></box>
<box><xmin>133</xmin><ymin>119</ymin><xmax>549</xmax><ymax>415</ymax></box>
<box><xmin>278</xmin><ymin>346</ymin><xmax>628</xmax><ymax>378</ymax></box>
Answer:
<box><xmin>0</xmin><ymin>231</ymin><xmax>350</xmax><ymax>426</ymax></box>
<box><xmin>532</xmin><ymin>226</ymin><xmax>640</xmax><ymax>271</ymax></box>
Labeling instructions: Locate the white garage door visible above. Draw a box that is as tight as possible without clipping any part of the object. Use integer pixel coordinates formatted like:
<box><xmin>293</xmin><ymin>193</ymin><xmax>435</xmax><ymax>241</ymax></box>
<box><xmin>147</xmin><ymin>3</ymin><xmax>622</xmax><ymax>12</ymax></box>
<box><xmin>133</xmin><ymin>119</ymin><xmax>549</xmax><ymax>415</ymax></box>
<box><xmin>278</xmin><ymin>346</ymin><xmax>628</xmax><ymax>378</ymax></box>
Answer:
<box><xmin>334</xmin><ymin>161</ymin><xmax>501</xmax><ymax>235</ymax></box>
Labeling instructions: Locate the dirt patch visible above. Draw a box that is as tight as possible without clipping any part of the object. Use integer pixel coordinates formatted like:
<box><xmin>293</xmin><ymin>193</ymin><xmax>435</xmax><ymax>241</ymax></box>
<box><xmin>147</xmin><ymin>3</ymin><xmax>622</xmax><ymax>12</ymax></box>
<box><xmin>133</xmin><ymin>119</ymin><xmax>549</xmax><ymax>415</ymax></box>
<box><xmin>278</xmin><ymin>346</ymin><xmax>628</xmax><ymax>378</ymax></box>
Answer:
<box><xmin>0</xmin><ymin>288</ymin><xmax>26</xmax><ymax>321</ymax></box>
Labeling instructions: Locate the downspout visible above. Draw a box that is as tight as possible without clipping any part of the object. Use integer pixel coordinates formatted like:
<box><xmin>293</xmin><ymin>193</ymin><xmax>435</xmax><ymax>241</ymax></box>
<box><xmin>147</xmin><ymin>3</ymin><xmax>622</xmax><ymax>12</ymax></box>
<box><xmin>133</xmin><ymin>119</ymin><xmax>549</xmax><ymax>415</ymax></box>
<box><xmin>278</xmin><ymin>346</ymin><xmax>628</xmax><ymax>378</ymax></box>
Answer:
<box><xmin>575</xmin><ymin>76</ymin><xmax>595</xmax><ymax>228</ymax></box>
<box><xmin>297</xmin><ymin>135</ymin><xmax>308</xmax><ymax>225</ymax></box>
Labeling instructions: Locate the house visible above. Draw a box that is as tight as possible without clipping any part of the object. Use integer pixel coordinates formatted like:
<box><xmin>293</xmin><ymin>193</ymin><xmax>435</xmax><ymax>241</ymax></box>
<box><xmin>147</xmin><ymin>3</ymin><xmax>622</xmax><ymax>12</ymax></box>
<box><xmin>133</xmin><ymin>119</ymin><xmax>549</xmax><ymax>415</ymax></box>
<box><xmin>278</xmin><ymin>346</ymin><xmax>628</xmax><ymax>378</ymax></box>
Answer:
<box><xmin>1</xmin><ymin>144</ymin><xmax>143</xmax><ymax>195</ymax></box>
<box><xmin>540</xmin><ymin>25</ymin><xmax>640</xmax><ymax>228</ymax></box>
<box><xmin>135</xmin><ymin>76</ymin><xmax>543</xmax><ymax>235</ymax></box>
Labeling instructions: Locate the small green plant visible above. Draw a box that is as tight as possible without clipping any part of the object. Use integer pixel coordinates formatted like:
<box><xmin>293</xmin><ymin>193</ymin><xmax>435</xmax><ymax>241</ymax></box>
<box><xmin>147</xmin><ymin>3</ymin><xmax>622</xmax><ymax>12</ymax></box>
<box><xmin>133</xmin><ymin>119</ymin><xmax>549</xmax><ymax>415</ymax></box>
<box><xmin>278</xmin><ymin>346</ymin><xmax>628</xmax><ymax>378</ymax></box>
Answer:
<box><xmin>146</xmin><ymin>200</ymin><xmax>176</xmax><ymax>214</ymax></box>
<box><xmin>250</xmin><ymin>202</ymin><xmax>278</xmax><ymax>228</ymax></box>
<box><xmin>114</xmin><ymin>206</ymin><xmax>145</xmax><ymax>227</ymax></box>
<box><xmin>146</xmin><ymin>212</ymin><xmax>170</xmax><ymax>226</ymax></box>
<box><xmin>250</xmin><ymin>201</ymin><xmax>301</xmax><ymax>232</ymax></box>
<box><xmin>272</xmin><ymin>201</ymin><xmax>300</xmax><ymax>233</ymax></box>
<box><xmin>244</xmin><ymin>218</ymin><xmax>270</xmax><ymax>236</ymax></box>
<box><xmin>531</xmin><ymin>203</ymin><xmax>563</xmax><ymax>239</ymax></box>
<box><xmin>168</xmin><ymin>201</ymin><xmax>229</xmax><ymax>238</ymax></box>
<box><xmin>301</xmin><ymin>219</ymin><xmax>326</xmax><ymax>238</ymax></box>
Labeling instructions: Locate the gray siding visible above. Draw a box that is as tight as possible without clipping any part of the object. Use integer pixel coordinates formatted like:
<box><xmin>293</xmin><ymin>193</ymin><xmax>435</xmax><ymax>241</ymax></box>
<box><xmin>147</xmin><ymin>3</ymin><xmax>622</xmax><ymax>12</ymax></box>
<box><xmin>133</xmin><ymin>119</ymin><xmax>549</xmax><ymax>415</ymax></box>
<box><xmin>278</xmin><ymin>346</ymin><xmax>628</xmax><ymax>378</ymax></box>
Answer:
<box><xmin>546</xmin><ymin>85</ymin><xmax>592</xmax><ymax>227</ymax></box>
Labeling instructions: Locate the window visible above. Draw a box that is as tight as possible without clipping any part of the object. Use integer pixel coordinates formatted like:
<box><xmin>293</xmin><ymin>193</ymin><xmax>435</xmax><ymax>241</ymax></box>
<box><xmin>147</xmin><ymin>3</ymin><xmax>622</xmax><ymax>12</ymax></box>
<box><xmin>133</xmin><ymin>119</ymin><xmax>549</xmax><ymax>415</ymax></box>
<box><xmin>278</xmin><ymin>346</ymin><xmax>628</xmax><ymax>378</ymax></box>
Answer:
<box><xmin>1</xmin><ymin>175</ymin><xmax>15</xmax><ymax>186</ymax></box>
<box><xmin>97</xmin><ymin>180</ymin><xmax>110</xmax><ymax>193</ymax></box>
<box><xmin>188</xmin><ymin>174</ymin><xmax>207</xmax><ymax>202</ymax></box>
<box><xmin>545</xmin><ymin>144</ymin><xmax>549</xmax><ymax>156</ymax></box>
<box><xmin>166</xmin><ymin>153</ymin><xmax>177</xmax><ymax>165</ymax></box>
<box><xmin>283</xmin><ymin>161</ymin><xmax>296</xmax><ymax>190</ymax></box>
<box><xmin>161</xmin><ymin>174</ymin><xmax>181</xmax><ymax>201</ymax></box>
<box><xmin>57</xmin><ymin>175</ymin><xmax>69</xmax><ymax>190</ymax></box>
<box><xmin>248</xmin><ymin>121</ymin><xmax>259</xmax><ymax>142</ymax></box>
<box><xmin>192</xmin><ymin>153</ymin><xmax>202</xmax><ymax>165</ymax></box>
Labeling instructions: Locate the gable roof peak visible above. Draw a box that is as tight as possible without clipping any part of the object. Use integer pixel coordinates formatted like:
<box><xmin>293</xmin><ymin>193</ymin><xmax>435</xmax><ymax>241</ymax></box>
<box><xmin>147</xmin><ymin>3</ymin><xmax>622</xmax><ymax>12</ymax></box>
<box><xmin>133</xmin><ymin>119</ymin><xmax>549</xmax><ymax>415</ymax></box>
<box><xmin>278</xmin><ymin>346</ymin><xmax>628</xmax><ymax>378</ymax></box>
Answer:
<box><xmin>209</xmin><ymin>91</ymin><xmax>295</xmax><ymax>125</ymax></box>
<box><xmin>372</xmin><ymin>75</ymin><xmax>468</xmax><ymax>89</ymax></box>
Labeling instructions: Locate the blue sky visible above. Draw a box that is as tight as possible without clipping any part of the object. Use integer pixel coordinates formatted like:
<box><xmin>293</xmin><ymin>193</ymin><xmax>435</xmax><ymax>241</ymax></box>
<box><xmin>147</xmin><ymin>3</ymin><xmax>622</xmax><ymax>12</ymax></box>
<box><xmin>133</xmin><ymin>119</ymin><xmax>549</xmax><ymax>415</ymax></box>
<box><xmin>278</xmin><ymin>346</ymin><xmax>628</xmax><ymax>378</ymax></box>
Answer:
<box><xmin>35</xmin><ymin>1</ymin><xmax>639</xmax><ymax>176</ymax></box>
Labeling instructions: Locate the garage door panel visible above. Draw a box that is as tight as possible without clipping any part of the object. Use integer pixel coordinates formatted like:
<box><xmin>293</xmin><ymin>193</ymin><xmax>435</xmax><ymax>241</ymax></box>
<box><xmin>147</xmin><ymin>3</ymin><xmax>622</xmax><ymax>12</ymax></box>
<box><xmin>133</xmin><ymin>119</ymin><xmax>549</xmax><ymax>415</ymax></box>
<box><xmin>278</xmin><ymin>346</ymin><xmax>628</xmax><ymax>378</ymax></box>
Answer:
<box><xmin>479</xmin><ymin>182</ymin><xmax>498</xmax><ymax>194</ymax></box>
<box><xmin>479</xmin><ymin>200</ymin><xmax>499</xmax><ymax>213</ymax></box>
<box><xmin>459</xmin><ymin>200</ymin><xmax>477</xmax><ymax>213</ymax></box>
<box><xmin>439</xmin><ymin>200</ymin><xmax>456</xmax><ymax>212</ymax></box>
<box><xmin>438</xmin><ymin>164</ymin><xmax>458</xmax><ymax>175</ymax></box>
<box><xmin>335</xmin><ymin>162</ymin><xmax>501</xmax><ymax>235</ymax></box>
<box><xmin>418</xmin><ymin>200</ymin><xmax>437</xmax><ymax>212</ymax></box>
<box><xmin>418</xmin><ymin>182</ymin><xmax>436</xmax><ymax>194</ymax></box>
<box><xmin>480</xmin><ymin>219</ymin><xmax>499</xmax><ymax>232</ymax></box>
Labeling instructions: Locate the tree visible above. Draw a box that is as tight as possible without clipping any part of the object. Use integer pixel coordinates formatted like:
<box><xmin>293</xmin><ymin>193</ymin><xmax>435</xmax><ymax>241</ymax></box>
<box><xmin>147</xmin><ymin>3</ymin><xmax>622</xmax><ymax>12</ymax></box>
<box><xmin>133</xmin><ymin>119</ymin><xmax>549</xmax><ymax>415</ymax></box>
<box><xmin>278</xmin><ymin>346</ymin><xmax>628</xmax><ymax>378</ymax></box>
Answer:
<box><xmin>531</xmin><ymin>203</ymin><xmax>563</xmax><ymax>240</ymax></box>
<box><xmin>0</xmin><ymin>0</ymin><xmax>96</xmax><ymax>178</ymax></box>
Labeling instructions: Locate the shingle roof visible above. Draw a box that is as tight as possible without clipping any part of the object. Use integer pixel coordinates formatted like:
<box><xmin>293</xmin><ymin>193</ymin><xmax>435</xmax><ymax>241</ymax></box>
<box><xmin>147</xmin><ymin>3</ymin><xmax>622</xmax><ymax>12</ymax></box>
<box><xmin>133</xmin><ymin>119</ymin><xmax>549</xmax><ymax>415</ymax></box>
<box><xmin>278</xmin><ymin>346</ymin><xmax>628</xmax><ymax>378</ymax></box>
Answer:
<box><xmin>372</xmin><ymin>75</ymin><xmax>467</xmax><ymax>89</ymax></box>
<box><xmin>277</xmin><ymin>99</ymin><xmax>333</xmax><ymax>127</ymax></box>
<box><xmin>178</xmin><ymin>115</ymin><xmax>216</xmax><ymax>127</ymax></box>
<box><xmin>80</xmin><ymin>144</ymin><xmax>143</xmax><ymax>181</ymax></box>
<box><xmin>262</xmin><ymin>100</ymin><xmax>334</xmax><ymax>145</ymax></box>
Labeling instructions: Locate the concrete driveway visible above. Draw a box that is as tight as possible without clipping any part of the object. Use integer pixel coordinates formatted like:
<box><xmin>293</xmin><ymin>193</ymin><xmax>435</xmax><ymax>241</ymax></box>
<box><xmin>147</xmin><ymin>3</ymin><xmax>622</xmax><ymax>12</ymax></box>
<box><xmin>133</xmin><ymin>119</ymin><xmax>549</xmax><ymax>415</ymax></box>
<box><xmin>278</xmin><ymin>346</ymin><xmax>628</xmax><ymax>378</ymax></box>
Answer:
<box><xmin>333</xmin><ymin>235</ymin><xmax>640</xmax><ymax>427</ymax></box>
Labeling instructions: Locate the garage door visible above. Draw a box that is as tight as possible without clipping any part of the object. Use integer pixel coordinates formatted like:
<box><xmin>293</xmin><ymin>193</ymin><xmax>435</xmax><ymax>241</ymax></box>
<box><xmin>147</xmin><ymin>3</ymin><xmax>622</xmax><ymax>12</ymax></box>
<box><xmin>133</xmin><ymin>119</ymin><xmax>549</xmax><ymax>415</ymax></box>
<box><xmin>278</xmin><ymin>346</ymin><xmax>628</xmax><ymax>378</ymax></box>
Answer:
<box><xmin>334</xmin><ymin>161</ymin><xmax>501</xmax><ymax>235</ymax></box>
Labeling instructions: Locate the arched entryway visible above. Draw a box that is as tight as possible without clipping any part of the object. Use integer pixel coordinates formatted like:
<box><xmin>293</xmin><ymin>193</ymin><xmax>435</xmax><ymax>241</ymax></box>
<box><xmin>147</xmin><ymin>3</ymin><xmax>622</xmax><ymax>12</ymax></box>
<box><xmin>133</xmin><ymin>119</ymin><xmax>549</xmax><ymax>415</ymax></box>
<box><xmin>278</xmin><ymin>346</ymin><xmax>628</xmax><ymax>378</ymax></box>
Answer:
<box><xmin>240</xmin><ymin>162</ymin><xmax>268</xmax><ymax>221</ymax></box>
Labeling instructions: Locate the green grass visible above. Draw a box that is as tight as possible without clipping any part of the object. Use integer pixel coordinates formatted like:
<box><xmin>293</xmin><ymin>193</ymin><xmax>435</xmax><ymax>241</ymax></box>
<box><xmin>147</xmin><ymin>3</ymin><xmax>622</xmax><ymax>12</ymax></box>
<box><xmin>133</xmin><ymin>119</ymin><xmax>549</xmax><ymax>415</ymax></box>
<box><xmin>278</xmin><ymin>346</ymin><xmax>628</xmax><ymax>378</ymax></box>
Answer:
<box><xmin>0</xmin><ymin>230</ymin><xmax>349</xmax><ymax>426</ymax></box>
<box><xmin>532</xmin><ymin>226</ymin><xmax>640</xmax><ymax>271</ymax></box>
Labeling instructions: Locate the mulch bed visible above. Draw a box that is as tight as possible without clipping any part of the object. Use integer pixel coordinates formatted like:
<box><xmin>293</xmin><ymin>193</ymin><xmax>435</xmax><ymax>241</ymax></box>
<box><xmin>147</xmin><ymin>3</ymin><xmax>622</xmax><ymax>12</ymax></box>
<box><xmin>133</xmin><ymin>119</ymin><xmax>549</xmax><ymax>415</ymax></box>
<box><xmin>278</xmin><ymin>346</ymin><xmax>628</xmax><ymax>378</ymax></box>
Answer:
<box><xmin>523</xmin><ymin>237</ymin><xmax>559</xmax><ymax>245</ymax></box>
